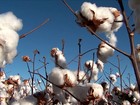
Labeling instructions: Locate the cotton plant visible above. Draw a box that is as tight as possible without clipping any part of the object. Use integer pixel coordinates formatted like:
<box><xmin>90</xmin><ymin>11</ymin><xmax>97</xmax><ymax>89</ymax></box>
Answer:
<box><xmin>109</xmin><ymin>74</ymin><xmax>118</xmax><ymax>84</ymax></box>
<box><xmin>0</xmin><ymin>12</ymin><xmax>22</xmax><ymax>68</ymax></box>
<box><xmin>67</xmin><ymin>83</ymin><xmax>104</xmax><ymax>104</ymax></box>
<box><xmin>85</xmin><ymin>60</ymin><xmax>99</xmax><ymax>81</ymax></box>
<box><xmin>76</xmin><ymin>1</ymin><xmax>122</xmax><ymax>49</ymax></box>
<box><xmin>78</xmin><ymin>2</ymin><xmax>123</xmax><ymax>33</ymax></box>
<box><xmin>51</xmin><ymin>47</ymin><xmax>67</xmax><ymax>69</ymax></box>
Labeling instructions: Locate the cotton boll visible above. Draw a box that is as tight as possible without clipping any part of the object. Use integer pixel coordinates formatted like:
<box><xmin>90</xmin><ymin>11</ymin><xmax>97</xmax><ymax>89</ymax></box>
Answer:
<box><xmin>97</xmin><ymin>41</ymin><xmax>114</xmax><ymax>63</ymax></box>
<box><xmin>0</xmin><ymin>12</ymin><xmax>22</xmax><ymax>31</ymax></box>
<box><xmin>9</xmin><ymin>95</ymin><xmax>37</xmax><ymax>105</ymax></box>
<box><xmin>68</xmin><ymin>83</ymin><xmax>103</xmax><ymax>102</ymax></box>
<box><xmin>133</xmin><ymin>91</ymin><xmax>140</xmax><ymax>100</ymax></box>
<box><xmin>73</xmin><ymin>70</ymin><xmax>88</xmax><ymax>83</ymax></box>
<box><xmin>0</xmin><ymin>71</ymin><xmax>6</xmax><ymax>81</ymax></box>
<box><xmin>115</xmin><ymin>72</ymin><xmax>120</xmax><ymax>77</ymax></box>
<box><xmin>109</xmin><ymin>74</ymin><xmax>117</xmax><ymax>84</ymax></box>
<box><xmin>80</xmin><ymin>2</ymin><xmax>97</xmax><ymax>20</ymax></box>
<box><xmin>85</xmin><ymin>60</ymin><xmax>99</xmax><ymax>81</ymax></box>
<box><xmin>11</xmin><ymin>75</ymin><xmax>21</xmax><ymax>85</ymax></box>
<box><xmin>96</xmin><ymin>59</ymin><xmax>104</xmax><ymax>72</ymax></box>
<box><xmin>51</xmin><ymin>48</ymin><xmax>67</xmax><ymax>69</ymax></box>
<box><xmin>5</xmin><ymin>49</ymin><xmax>17</xmax><ymax>64</ymax></box>
<box><xmin>0</xmin><ymin>29</ymin><xmax>19</xmax><ymax>52</ymax></box>
<box><xmin>122</xmin><ymin>100</ymin><xmax>131</xmax><ymax>105</ymax></box>
<box><xmin>49</xmin><ymin>67</ymin><xmax>77</xmax><ymax>90</ymax></box>
<box><xmin>95</xmin><ymin>7</ymin><xmax>115</xmax><ymax>33</ymax></box>
<box><xmin>55</xmin><ymin>50</ymin><xmax>67</xmax><ymax>69</ymax></box>
<box><xmin>130</xmin><ymin>84</ymin><xmax>136</xmax><ymax>90</ymax></box>
<box><xmin>0</xmin><ymin>39</ymin><xmax>6</xmax><ymax>68</ymax></box>
<box><xmin>50</xmin><ymin>47</ymin><xmax>59</xmax><ymax>57</ymax></box>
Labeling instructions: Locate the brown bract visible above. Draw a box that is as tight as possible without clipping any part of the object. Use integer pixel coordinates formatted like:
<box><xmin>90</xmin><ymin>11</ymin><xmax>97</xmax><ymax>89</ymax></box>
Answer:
<box><xmin>22</xmin><ymin>56</ymin><xmax>31</xmax><ymax>62</ymax></box>
<box><xmin>76</xmin><ymin>10</ymin><xmax>107</xmax><ymax>32</ymax></box>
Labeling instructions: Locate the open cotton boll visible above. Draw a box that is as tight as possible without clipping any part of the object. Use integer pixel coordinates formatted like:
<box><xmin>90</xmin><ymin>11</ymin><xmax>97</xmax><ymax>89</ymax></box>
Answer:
<box><xmin>109</xmin><ymin>74</ymin><xmax>117</xmax><ymax>84</ymax></box>
<box><xmin>80</xmin><ymin>2</ymin><xmax>97</xmax><ymax>21</ymax></box>
<box><xmin>133</xmin><ymin>91</ymin><xmax>140</xmax><ymax>101</ymax></box>
<box><xmin>0</xmin><ymin>71</ymin><xmax>6</xmax><ymax>81</ymax></box>
<box><xmin>96</xmin><ymin>59</ymin><xmax>104</xmax><ymax>72</ymax></box>
<box><xmin>51</xmin><ymin>47</ymin><xmax>67</xmax><ymax>69</ymax></box>
<box><xmin>130</xmin><ymin>84</ymin><xmax>136</xmax><ymax>90</ymax></box>
<box><xmin>55</xmin><ymin>50</ymin><xmax>67</xmax><ymax>69</ymax></box>
<box><xmin>5</xmin><ymin>49</ymin><xmax>17</xmax><ymax>64</ymax></box>
<box><xmin>95</xmin><ymin>7</ymin><xmax>115</xmax><ymax>33</ymax></box>
<box><xmin>9</xmin><ymin>95</ymin><xmax>37</xmax><ymax>105</ymax></box>
<box><xmin>0</xmin><ymin>39</ymin><xmax>6</xmax><ymax>68</ymax></box>
<box><xmin>85</xmin><ymin>60</ymin><xmax>99</xmax><ymax>81</ymax></box>
<box><xmin>122</xmin><ymin>100</ymin><xmax>131</xmax><ymax>105</ymax></box>
<box><xmin>97</xmin><ymin>41</ymin><xmax>114</xmax><ymax>63</ymax></box>
<box><xmin>49</xmin><ymin>67</ymin><xmax>77</xmax><ymax>90</ymax></box>
<box><xmin>73</xmin><ymin>70</ymin><xmax>88</xmax><ymax>83</ymax></box>
<box><xmin>0</xmin><ymin>29</ymin><xmax>19</xmax><ymax>52</ymax></box>
<box><xmin>11</xmin><ymin>75</ymin><xmax>21</xmax><ymax>85</ymax></box>
<box><xmin>68</xmin><ymin>83</ymin><xmax>103</xmax><ymax>102</ymax></box>
<box><xmin>0</xmin><ymin>12</ymin><xmax>23</xmax><ymax>31</ymax></box>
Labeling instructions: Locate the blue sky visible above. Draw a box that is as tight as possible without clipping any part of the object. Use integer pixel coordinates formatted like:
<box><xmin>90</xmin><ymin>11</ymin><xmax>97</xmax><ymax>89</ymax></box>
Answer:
<box><xmin>0</xmin><ymin>0</ymin><xmax>139</xmax><ymax>86</ymax></box>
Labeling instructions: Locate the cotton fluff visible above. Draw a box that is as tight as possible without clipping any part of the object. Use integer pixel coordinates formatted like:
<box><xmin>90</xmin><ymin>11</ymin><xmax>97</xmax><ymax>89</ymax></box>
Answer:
<box><xmin>122</xmin><ymin>100</ymin><xmax>131</xmax><ymax>105</ymax></box>
<box><xmin>80</xmin><ymin>2</ymin><xmax>123</xmax><ymax>33</ymax></box>
<box><xmin>85</xmin><ymin>60</ymin><xmax>99</xmax><ymax>81</ymax></box>
<box><xmin>128</xmin><ymin>0</ymin><xmax>140</xmax><ymax>33</ymax></box>
<box><xmin>133</xmin><ymin>91</ymin><xmax>140</xmax><ymax>101</ymax></box>
<box><xmin>0</xmin><ymin>12</ymin><xmax>22</xmax><ymax>68</ymax></box>
<box><xmin>109</xmin><ymin>74</ymin><xmax>117</xmax><ymax>84</ymax></box>
<box><xmin>0</xmin><ymin>71</ymin><xmax>6</xmax><ymax>81</ymax></box>
<box><xmin>96</xmin><ymin>59</ymin><xmax>104</xmax><ymax>72</ymax></box>
<box><xmin>73</xmin><ymin>70</ymin><xmax>88</xmax><ymax>83</ymax></box>
<box><xmin>9</xmin><ymin>75</ymin><xmax>21</xmax><ymax>85</ymax></box>
<box><xmin>51</xmin><ymin>48</ymin><xmax>67</xmax><ymax>69</ymax></box>
<box><xmin>9</xmin><ymin>95</ymin><xmax>37</xmax><ymax>105</ymax></box>
<box><xmin>49</xmin><ymin>67</ymin><xmax>77</xmax><ymax>92</ymax></box>
<box><xmin>80</xmin><ymin>2</ymin><xmax>97</xmax><ymax>21</ymax></box>
<box><xmin>68</xmin><ymin>83</ymin><xmax>103</xmax><ymax>102</ymax></box>
<box><xmin>97</xmin><ymin>41</ymin><xmax>114</xmax><ymax>63</ymax></box>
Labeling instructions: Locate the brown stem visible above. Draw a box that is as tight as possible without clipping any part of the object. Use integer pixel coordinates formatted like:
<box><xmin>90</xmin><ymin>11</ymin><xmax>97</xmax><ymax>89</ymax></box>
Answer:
<box><xmin>20</xmin><ymin>19</ymin><xmax>49</xmax><ymax>39</ymax></box>
<box><xmin>77</xmin><ymin>39</ymin><xmax>82</xmax><ymax>81</ymax></box>
<box><xmin>118</xmin><ymin>0</ymin><xmax>140</xmax><ymax>92</ymax></box>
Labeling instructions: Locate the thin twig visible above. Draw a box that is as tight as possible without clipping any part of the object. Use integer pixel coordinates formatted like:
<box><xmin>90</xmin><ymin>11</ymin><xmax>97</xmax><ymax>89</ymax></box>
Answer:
<box><xmin>20</xmin><ymin>19</ymin><xmax>49</xmax><ymax>39</ymax></box>
<box><xmin>67</xmin><ymin>48</ymin><xmax>97</xmax><ymax>65</ymax></box>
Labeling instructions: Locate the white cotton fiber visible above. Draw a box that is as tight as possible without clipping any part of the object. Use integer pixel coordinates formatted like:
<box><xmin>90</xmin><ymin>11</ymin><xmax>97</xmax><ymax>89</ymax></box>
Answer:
<box><xmin>68</xmin><ymin>83</ymin><xmax>103</xmax><ymax>101</ymax></box>
<box><xmin>49</xmin><ymin>67</ymin><xmax>77</xmax><ymax>93</ymax></box>
<box><xmin>0</xmin><ymin>12</ymin><xmax>22</xmax><ymax>31</ymax></box>
<box><xmin>85</xmin><ymin>60</ymin><xmax>99</xmax><ymax>81</ymax></box>
<box><xmin>96</xmin><ymin>59</ymin><xmax>104</xmax><ymax>72</ymax></box>
<box><xmin>97</xmin><ymin>42</ymin><xmax>114</xmax><ymax>63</ymax></box>
<box><xmin>0</xmin><ymin>12</ymin><xmax>22</xmax><ymax>67</ymax></box>
<box><xmin>81</xmin><ymin>2</ymin><xmax>97</xmax><ymax>20</ymax></box>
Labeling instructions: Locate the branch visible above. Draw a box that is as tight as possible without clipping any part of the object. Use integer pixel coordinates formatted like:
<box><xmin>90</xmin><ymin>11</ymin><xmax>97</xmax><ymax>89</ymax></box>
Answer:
<box><xmin>118</xmin><ymin>0</ymin><xmax>140</xmax><ymax>92</ymax></box>
<box><xmin>62</xmin><ymin>0</ymin><xmax>130</xmax><ymax>58</ymax></box>
<box><xmin>20</xmin><ymin>19</ymin><xmax>49</xmax><ymax>39</ymax></box>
